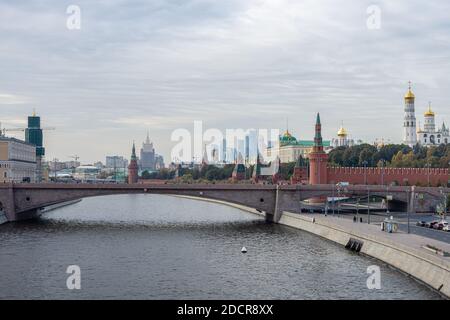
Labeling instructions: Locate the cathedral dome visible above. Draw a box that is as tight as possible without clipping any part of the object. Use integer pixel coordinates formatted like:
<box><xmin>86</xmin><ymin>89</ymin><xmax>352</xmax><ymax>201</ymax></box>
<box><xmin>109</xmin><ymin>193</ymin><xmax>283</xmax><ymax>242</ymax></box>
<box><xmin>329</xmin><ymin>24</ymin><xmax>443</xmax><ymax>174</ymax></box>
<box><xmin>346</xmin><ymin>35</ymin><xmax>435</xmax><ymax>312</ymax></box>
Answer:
<box><xmin>424</xmin><ymin>104</ymin><xmax>435</xmax><ymax>117</ymax></box>
<box><xmin>404</xmin><ymin>89</ymin><xmax>415</xmax><ymax>100</ymax></box>
<box><xmin>337</xmin><ymin>126</ymin><xmax>348</xmax><ymax>137</ymax></box>
<box><xmin>280</xmin><ymin>130</ymin><xmax>297</xmax><ymax>146</ymax></box>
<box><xmin>404</xmin><ymin>82</ymin><xmax>415</xmax><ymax>100</ymax></box>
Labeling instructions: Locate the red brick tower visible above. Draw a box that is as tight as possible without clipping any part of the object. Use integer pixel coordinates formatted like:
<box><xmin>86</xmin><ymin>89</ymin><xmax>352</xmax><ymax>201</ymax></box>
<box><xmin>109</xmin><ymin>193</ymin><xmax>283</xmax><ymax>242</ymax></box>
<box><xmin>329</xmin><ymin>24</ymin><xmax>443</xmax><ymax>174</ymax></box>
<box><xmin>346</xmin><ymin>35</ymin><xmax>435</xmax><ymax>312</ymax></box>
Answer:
<box><xmin>308</xmin><ymin>113</ymin><xmax>328</xmax><ymax>185</ymax></box>
<box><xmin>128</xmin><ymin>141</ymin><xmax>139</xmax><ymax>184</ymax></box>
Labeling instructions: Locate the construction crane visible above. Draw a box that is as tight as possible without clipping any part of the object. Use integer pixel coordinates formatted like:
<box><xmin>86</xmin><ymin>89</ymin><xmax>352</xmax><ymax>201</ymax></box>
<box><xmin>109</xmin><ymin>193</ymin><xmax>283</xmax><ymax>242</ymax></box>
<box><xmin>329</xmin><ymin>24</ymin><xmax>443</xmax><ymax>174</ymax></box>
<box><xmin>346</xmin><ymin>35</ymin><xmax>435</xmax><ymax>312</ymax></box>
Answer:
<box><xmin>0</xmin><ymin>122</ymin><xmax>55</xmax><ymax>137</ymax></box>
<box><xmin>68</xmin><ymin>155</ymin><xmax>80</xmax><ymax>162</ymax></box>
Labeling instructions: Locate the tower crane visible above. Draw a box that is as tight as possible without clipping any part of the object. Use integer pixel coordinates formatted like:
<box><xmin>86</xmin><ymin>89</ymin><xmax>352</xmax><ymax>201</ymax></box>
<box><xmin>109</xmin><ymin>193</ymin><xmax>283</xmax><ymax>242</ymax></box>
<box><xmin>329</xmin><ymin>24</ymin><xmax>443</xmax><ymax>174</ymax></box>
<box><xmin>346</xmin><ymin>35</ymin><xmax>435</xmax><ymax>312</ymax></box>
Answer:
<box><xmin>68</xmin><ymin>155</ymin><xmax>80</xmax><ymax>162</ymax></box>
<box><xmin>0</xmin><ymin>122</ymin><xmax>55</xmax><ymax>137</ymax></box>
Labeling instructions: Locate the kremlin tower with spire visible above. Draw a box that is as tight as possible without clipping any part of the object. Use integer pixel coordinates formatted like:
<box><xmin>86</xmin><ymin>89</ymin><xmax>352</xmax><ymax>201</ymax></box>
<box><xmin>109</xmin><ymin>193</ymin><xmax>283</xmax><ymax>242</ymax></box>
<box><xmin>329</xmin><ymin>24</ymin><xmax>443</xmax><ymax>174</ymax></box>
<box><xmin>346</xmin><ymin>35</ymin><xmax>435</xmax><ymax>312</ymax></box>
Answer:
<box><xmin>128</xmin><ymin>141</ymin><xmax>139</xmax><ymax>184</ymax></box>
<box><xmin>308</xmin><ymin>113</ymin><xmax>328</xmax><ymax>185</ymax></box>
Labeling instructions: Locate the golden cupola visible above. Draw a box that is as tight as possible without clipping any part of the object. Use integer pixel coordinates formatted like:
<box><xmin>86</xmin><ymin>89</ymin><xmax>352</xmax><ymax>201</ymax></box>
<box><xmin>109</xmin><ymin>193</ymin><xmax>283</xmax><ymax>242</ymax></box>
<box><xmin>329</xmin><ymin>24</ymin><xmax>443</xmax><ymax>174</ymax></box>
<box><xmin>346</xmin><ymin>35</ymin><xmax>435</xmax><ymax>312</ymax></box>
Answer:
<box><xmin>424</xmin><ymin>103</ymin><xmax>435</xmax><ymax>117</ymax></box>
<box><xmin>337</xmin><ymin>123</ymin><xmax>348</xmax><ymax>137</ymax></box>
<box><xmin>404</xmin><ymin>82</ymin><xmax>415</xmax><ymax>100</ymax></box>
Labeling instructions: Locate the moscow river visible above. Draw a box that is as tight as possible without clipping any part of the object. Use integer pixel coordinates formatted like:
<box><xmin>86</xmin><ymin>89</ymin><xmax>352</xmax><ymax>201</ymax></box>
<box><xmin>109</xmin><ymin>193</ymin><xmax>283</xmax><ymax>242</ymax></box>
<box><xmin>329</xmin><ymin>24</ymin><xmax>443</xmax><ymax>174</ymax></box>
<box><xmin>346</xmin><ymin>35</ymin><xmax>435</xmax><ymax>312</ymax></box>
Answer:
<box><xmin>0</xmin><ymin>194</ymin><xmax>441</xmax><ymax>299</ymax></box>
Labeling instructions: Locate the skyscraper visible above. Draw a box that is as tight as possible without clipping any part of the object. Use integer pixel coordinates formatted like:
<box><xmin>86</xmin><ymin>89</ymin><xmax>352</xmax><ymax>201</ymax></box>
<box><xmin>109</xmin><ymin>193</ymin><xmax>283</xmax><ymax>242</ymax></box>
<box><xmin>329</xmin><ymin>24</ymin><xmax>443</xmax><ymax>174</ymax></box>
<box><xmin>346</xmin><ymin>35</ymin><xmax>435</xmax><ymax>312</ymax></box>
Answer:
<box><xmin>25</xmin><ymin>110</ymin><xmax>45</xmax><ymax>182</ymax></box>
<box><xmin>140</xmin><ymin>131</ymin><xmax>155</xmax><ymax>171</ymax></box>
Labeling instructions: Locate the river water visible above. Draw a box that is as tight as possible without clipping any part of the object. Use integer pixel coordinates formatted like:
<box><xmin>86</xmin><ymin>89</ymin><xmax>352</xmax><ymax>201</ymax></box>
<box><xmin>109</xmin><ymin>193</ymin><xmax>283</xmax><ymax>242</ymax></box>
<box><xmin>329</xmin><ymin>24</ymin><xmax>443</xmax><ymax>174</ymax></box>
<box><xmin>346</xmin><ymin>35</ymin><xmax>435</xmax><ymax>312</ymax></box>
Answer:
<box><xmin>0</xmin><ymin>194</ymin><xmax>441</xmax><ymax>299</ymax></box>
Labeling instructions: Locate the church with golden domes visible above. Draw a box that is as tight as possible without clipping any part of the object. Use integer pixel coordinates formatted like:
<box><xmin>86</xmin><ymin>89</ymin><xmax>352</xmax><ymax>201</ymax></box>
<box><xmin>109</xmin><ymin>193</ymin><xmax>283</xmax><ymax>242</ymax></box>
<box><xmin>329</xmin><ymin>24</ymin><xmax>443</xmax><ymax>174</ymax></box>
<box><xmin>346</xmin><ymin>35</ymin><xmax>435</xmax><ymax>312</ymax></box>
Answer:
<box><xmin>416</xmin><ymin>103</ymin><xmax>449</xmax><ymax>146</ymax></box>
<box><xmin>403</xmin><ymin>82</ymin><xmax>449</xmax><ymax>147</ymax></box>
<box><xmin>331</xmin><ymin>122</ymin><xmax>356</xmax><ymax>148</ymax></box>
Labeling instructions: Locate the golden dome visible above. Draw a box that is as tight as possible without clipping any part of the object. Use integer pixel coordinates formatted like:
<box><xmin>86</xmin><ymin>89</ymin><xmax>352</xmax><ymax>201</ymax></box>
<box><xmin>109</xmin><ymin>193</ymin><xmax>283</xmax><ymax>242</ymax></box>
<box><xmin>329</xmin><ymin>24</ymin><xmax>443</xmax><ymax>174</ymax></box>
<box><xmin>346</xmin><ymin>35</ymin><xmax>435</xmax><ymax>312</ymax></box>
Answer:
<box><xmin>424</xmin><ymin>104</ymin><xmax>434</xmax><ymax>117</ymax></box>
<box><xmin>337</xmin><ymin>126</ymin><xmax>347</xmax><ymax>137</ymax></box>
<box><xmin>404</xmin><ymin>89</ymin><xmax>415</xmax><ymax>100</ymax></box>
<box><xmin>404</xmin><ymin>81</ymin><xmax>415</xmax><ymax>100</ymax></box>
<box><xmin>283</xmin><ymin>130</ymin><xmax>292</xmax><ymax>138</ymax></box>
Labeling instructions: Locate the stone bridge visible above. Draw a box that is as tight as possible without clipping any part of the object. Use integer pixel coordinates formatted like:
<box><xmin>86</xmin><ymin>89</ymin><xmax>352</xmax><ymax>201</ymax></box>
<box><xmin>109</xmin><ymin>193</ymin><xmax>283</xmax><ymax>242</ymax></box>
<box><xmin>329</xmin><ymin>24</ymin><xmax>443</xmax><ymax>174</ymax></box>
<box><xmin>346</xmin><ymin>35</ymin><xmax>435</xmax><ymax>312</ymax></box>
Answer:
<box><xmin>0</xmin><ymin>183</ymin><xmax>448</xmax><ymax>223</ymax></box>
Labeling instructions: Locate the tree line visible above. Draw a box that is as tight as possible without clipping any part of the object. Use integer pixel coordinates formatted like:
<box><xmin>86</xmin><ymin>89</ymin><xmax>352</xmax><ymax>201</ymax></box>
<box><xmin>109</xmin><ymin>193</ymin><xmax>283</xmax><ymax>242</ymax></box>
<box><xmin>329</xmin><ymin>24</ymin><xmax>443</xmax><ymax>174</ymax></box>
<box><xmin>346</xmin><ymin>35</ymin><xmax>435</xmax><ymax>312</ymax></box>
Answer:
<box><xmin>328</xmin><ymin>143</ymin><xmax>450</xmax><ymax>168</ymax></box>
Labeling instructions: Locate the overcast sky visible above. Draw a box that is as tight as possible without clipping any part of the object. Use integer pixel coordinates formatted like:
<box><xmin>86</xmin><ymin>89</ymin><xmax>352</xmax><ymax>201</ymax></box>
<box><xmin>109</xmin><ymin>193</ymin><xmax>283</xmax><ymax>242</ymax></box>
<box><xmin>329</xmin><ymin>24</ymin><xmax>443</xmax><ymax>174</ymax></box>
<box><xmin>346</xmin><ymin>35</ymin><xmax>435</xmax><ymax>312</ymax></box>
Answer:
<box><xmin>1</xmin><ymin>0</ymin><xmax>450</xmax><ymax>164</ymax></box>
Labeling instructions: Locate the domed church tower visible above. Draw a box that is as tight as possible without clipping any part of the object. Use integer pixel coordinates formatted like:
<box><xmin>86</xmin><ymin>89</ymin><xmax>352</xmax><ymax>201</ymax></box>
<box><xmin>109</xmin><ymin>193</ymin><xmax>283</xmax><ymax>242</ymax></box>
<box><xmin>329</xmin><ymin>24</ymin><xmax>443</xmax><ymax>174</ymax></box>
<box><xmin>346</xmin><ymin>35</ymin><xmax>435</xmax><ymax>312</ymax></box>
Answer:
<box><xmin>403</xmin><ymin>82</ymin><xmax>417</xmax><ymax>147</ymax></box>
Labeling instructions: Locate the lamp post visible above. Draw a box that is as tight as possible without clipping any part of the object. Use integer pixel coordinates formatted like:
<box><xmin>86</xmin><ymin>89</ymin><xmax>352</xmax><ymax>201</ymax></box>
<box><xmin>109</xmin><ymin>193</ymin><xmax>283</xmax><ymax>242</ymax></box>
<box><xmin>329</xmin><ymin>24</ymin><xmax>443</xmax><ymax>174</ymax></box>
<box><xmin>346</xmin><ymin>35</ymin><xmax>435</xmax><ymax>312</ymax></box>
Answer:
<box><xmin>362</xmin><ymin>160</ymin><xmax>368</xmax><ymax>185</ymax></box>
<box><xmin>332</xmin><ymin>183</ymin><xmax>335</xmax><ymax>215</ymax></box>
<box><xmin>367</xmin><ymin>186</ymin><xmax>370</xmax><ymax>224</ymax></box>
<box><xmin>356</xmin><ymin>197</ymin><xmax>359</xmax><ymax>221</ymax></box>
<box><xmin>380</xmin><ymin>159</ymin><xmax>385</xmax><ymax>186</ymax></box>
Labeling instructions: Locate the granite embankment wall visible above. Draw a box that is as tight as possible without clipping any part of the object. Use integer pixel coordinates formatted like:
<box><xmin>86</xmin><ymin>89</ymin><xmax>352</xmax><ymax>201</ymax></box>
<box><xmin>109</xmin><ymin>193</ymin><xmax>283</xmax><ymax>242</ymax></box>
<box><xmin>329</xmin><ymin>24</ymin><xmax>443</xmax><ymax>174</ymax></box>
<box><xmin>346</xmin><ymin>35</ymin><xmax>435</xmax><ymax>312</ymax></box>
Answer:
<box><xmin>278</xmin><ymin>212</ymin><xmax>450</xmax><ymax>298</ymax></box>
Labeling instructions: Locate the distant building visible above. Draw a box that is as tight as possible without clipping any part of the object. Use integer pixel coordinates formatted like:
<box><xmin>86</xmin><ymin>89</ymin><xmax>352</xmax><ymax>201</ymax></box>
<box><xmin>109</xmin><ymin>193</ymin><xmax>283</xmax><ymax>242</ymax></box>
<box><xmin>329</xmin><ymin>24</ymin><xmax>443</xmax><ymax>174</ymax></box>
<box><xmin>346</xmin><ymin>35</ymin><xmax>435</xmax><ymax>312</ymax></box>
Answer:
<box><xmin>140</xmin><ymin>132</ymin><xmax>156</xmax><ymax>171</ymax></box>
<box><xmin>266</xmin><ymin>129</ymin><xmax>331</xmax><ymax>163</ymax></box>
<box><xmin>416</xmin><ymin>103</ymin><xmax>449</xmax><ymax>146</ymax></box>
<box><xmin>93</xmin><ymin>161</ymin><xmax>104</xmax><ymax>169</ymax></box>
<box><xmin>73</xmin><ymin>165</ymin><xmax>100</xmax><ymax>181</ymax></box>
<box><xmin>331</xmin><ymin>122</ymin><xmax>356</xmax><ymax>148</ymax></box>
<box><xmin>155</xmin><ymin>154</ymin><xmax>164</xmax><ymax>169</ymax></box>
<box><xmin>25</xmin><ymin>111</ymin><xmax>45</xmax><ymax>182</ymax></box>
<box><xmin>128</xmin><ymin>142</ymin><xmax>139</xmax><ymax>184</ymax></box>
<box><xmin>106</xmin><ymin>156</ymin><xmax>128</xmax><ymax>169</ymax></box>
<box><xmin>0</xmin><ymin>137</ymin><xmax>36</xmax><ymax>183</ymax></box>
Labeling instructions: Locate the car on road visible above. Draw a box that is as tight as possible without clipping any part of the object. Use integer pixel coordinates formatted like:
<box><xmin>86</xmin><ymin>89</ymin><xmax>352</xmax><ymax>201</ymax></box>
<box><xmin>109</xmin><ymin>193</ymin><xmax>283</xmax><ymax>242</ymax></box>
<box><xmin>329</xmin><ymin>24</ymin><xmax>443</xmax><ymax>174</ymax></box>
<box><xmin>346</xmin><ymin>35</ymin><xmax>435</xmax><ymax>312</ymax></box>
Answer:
<box><xmin>443</xmin><ymin>224</ymin><xmax>450</xmax><ymax>232</ymax></box>
<box><xmin>416</xmin><ymin>220</ymin><xmax>427</xmax><ymax>227</ymax></box>
<box><xmin>426</xmin><ymin>220</ymin><xmax>440</xmax><ymax>228</ymax></box>
<box><xmin>431</xmin><ymin>220</ymin><xmax>448</xmax><ymax>231</ymax></box>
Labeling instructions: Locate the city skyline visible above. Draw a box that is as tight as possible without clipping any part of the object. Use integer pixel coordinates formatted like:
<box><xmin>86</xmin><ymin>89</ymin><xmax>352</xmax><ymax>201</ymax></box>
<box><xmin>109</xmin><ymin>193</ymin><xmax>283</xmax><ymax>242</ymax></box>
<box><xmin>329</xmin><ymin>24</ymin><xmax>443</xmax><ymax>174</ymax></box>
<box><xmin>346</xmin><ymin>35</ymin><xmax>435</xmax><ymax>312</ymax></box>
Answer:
<box><xmin>1</xmin><ymin>0</ymin><xmax>450</xmax><ymax>163</ymax></box>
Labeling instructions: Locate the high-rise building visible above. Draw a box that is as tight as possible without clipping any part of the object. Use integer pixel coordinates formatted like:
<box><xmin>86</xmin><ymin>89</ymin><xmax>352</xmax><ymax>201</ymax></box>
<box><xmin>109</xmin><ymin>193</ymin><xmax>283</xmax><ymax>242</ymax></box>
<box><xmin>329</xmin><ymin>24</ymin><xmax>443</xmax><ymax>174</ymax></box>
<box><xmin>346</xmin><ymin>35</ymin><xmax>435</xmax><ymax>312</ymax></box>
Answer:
<box><xmin>140</xmin><ymin>132</ymin><xmax>155</xmax><ymax>171</ymax></box>
<box><xmin>25</xmin><ymin>111</ymin><xmax>45</xmax><ymax>182</ymax></box>
<box><xmin>106</xmin><ymin>156</ymin><xmax>128</xmax><ymax>169</ymax></box>
<box><xmin>403</xmin><ymin>82</ymin><xmax>417</xmax><ymax>147</ymax></box>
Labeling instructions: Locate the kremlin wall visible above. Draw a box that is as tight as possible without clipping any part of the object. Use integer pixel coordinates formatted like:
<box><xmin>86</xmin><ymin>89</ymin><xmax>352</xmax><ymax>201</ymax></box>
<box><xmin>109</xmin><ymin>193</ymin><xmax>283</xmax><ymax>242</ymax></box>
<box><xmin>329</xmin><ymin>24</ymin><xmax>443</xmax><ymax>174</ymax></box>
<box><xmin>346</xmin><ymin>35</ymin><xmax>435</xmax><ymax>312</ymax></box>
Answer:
<box><xmin>327</xmin><ymin>166</ymin><xmax>448</xmax><ymax>186</ymax></box>
<box><xmin>308</xmin><ymin>112</ymin><xmax>449</xmax><ymax>187</ymax></box>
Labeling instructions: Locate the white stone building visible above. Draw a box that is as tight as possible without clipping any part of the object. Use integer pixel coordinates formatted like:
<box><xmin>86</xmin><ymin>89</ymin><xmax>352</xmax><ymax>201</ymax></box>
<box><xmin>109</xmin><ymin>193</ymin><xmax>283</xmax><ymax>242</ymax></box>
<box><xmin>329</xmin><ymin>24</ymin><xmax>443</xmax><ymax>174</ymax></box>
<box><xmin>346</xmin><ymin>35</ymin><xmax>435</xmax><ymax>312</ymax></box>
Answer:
<box><xmin>403</xmin><ymin>83</ymin><xmax>418</xmax><ymax>147</ymax></box>
<box><xmin>416</xmin><ymin>103</ymin><xmax>449</xmax><ymax>146</ymax></box>
<box><xmin>331</xmin><ymin>123</ymin><xmax>355</xmax><ymax>148</ymax></box>
<box><xmin>0</xmin><ymin>137</ymin><xmax>36</xmax><ymax>183</ymax></box>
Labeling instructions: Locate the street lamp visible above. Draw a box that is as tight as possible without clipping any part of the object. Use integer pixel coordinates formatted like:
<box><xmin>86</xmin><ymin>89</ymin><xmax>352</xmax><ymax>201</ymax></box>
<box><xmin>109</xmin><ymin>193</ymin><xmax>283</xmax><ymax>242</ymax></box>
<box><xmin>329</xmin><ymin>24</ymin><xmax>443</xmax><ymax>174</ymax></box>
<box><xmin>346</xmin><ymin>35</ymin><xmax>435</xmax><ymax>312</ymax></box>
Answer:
<box><xmin>362</xmin><ymin>160</ymin><xmax>368</xmax><ymax>185</ymax></box>
<box><xmin>425</xmin><ymin>162</ymin><xmax>431</xmax><ymax>186</ymax></box>
<box><xmin>332</xmin><ymin>183</ymin><xmax>335</xmax><ymax>215</ymax></box>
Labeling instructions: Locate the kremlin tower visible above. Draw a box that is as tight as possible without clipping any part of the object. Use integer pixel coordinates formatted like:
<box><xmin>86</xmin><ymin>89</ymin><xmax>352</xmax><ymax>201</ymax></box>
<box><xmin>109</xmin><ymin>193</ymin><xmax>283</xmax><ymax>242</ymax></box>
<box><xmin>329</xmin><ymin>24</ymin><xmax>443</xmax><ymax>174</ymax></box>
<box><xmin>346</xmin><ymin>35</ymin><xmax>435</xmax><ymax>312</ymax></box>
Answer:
<box><xmin>128</xmin><ymin>141</ymin><xmax>139</xmax><ymax>184</ymax></box>
<box><xmin>403</xmin><ymin>82</ymin><xmax>417</xmax><ymax>147</ymax></box>
<box><xmin>308</xmin><ymin>113</ymin><xmax>328</xmax><ymax>185</ymax></box>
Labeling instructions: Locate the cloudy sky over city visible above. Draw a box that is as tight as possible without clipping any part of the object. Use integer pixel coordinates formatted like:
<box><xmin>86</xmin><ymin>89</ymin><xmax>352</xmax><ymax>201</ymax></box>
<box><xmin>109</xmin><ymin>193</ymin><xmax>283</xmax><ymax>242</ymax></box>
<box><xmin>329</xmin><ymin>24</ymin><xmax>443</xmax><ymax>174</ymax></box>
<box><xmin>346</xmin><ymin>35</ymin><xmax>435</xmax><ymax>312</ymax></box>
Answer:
<box><xmin>1</xmin><ymin>0</ymin><xmax>450</xmax><ymax>163</ymax></box>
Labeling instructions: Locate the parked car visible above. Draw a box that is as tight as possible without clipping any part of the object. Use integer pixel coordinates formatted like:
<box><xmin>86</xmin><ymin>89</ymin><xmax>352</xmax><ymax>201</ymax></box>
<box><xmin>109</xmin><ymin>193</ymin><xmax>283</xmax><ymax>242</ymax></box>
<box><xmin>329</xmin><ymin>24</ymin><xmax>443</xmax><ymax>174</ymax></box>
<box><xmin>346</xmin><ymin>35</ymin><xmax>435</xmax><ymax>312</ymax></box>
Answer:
<box><xmin>433</xmin><ymin>223</ymin><xmax>444</xmax><ymax>230</ymax></box>
<box><xmin>427</xmin><ymin>220</ymin><xmax>439</xmax><ymax>228</ymax></box>
<box><xmin>432</xmin><ymin>220</ymin><xmax>448</xmax><ymax>230</ymax></box>
<box><xmin>443</xmin><ymin>224</ymin><xmax>450</xmax><ymax>232</ymax></box>
<box><xmin>416</xmin><ymin>220</ymin><xmax>427</xmax><ymax>227</ymax></box>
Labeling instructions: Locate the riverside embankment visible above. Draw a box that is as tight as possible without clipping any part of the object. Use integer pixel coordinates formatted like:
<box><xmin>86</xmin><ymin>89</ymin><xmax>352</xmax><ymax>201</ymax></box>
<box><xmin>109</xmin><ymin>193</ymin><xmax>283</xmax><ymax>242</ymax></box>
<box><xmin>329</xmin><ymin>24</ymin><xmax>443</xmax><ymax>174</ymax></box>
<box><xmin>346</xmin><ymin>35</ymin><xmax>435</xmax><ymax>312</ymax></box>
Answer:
<box><xmin>278</xmin><ymin>212</ymin><xmax>450</xmax><ymax>298</ymax></box>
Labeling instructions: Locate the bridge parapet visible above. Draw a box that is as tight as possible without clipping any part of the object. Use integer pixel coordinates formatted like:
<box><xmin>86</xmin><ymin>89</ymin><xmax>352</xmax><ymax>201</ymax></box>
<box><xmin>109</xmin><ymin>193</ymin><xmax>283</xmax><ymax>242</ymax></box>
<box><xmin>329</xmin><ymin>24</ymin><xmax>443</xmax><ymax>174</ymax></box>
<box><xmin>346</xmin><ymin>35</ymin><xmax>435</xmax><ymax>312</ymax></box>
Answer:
<box><xmin>0</xmin><ymin>183</ymin><xmax>448</xmax><ymax>223</ymax></box>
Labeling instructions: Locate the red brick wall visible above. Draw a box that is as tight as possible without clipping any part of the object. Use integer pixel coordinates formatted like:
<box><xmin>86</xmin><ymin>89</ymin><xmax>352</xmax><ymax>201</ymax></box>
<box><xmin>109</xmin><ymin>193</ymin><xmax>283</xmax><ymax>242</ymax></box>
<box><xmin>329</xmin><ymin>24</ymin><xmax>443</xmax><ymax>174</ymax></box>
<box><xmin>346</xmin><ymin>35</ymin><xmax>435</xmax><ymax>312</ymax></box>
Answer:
<box><xmin>327</xmin><ymin>167</ymin><xmax>449</xmax><ymax>186</ymax></box>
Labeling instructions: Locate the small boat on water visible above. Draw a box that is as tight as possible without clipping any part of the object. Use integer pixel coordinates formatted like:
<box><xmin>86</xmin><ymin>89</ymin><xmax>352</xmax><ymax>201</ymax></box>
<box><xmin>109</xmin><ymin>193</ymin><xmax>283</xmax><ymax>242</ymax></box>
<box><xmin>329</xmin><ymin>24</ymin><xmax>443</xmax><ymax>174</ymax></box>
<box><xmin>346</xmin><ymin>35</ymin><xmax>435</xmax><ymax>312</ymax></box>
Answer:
<box><xmin>241</xmin><ymin>246</ymin><xmax>247</xmax><ymax>253</ymax></box>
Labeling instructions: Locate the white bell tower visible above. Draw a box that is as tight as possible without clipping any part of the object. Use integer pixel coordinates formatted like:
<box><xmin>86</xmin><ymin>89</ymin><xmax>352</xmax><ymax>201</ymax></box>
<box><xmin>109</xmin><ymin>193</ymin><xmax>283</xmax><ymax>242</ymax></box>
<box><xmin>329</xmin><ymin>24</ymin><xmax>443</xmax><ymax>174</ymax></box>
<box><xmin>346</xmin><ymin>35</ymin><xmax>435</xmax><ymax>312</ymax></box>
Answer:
<box><xmin>403</xmin><ymin>81</ymin><xmax>417</xmax><ymax>147</ymax></box>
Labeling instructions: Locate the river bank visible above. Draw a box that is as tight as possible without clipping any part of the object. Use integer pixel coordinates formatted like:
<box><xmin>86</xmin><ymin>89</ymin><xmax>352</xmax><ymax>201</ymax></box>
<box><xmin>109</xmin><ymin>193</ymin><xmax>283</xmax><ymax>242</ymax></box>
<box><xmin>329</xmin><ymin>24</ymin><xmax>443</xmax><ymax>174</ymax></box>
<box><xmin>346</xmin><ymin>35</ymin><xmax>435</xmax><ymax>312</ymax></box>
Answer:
<box><xmin>278</xmin><ymin>212</ymin><xmax>450</xmax><ymax>299</ymax></box>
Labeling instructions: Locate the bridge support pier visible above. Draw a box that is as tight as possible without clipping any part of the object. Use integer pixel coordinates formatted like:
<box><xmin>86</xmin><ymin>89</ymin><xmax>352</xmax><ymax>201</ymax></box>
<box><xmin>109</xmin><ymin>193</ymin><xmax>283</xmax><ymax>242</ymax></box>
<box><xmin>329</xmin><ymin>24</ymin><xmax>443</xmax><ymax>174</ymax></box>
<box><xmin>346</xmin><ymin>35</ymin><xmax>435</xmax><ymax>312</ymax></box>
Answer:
<box><xmin>2</xmin><ymin>185</ymin><xmax>17</xmax><ymax>222</ymax></box>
